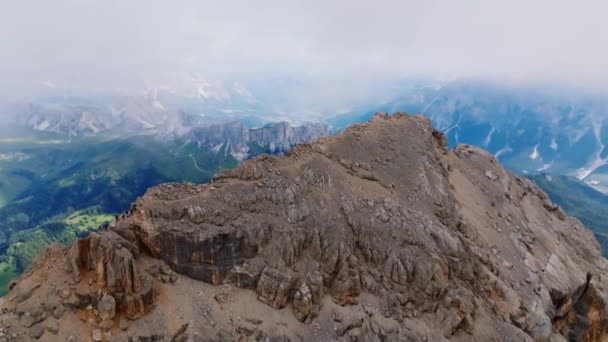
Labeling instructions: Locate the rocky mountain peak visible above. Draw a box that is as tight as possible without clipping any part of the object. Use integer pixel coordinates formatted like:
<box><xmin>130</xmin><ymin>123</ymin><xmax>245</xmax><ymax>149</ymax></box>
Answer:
<box><xmin>1</xmin><ymin>113</ymin><xmax>607</xmax><ymax>341</ymax></box>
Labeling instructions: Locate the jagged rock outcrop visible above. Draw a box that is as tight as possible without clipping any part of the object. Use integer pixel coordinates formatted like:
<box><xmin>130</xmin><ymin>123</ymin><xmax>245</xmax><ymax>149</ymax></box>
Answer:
<box><xmin>552</xmin><ymin>274</ymin><xmax>608</xmax><ymax>341</ymax></box>
<box><xmin>1</xmin><ymin>113</ymin><xmax>607</xmax><ymax>341</ymax></box>
<box><xmin>189</xmin><ymin>120</ymin><xmax>331</xmax><ymax>160</ymax></box>
<box><xmin>15</xmin><ymin>100</ymin><xmax>330</xmax><ymax>161</ymax></box>
<box><xmin>67</xmin><ymin>232</ymin><xmax>155</xmax><ymax>320</ymax></box>
<box><xmin>249</xmin><ymin>121</ymin><xmax>331</xmax><ymax>153</ymax></box>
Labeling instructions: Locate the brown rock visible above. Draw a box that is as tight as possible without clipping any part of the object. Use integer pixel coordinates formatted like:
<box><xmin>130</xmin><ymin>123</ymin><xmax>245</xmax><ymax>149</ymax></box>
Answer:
<box><xmin>29</xmin><ymin>324</ymin><xmax>44</xmax><ymax>339</ymax></box>
<box><xmin>69</xmin><ymin>232</ymin><xmax>140</xmax><ymax>293</ymax></box>
<box><xmin>292</xmin><ymin>283</ymin><xmax>313</xmax><ymax>322</ymax></box>
<box><xmin>45</xmin><ymin>319</ymin><xmax>60</xmax><ymax>334</ymax></box>
<box><xmin>256</xmin><ymin>267</ymin><xmax>295</xmax><ymax>309</ymax></box>
<box><xmin>119</xmin><ymin>316</ymin><xmax>129</xmax><ymax>331</ymax></box>
<box><xmin>97</xmin><ymin>294</ymin><xmax>116</xmax><ymax>321</ymax></box>
<box><xmin>18</xmin><ymin>306</ymin><xmax>46</xmax><ymax>328</ymax></box>
<box><xmin>552</xmin><ymin>274</ymin><xmax>608</xmax><ymax>341</ymax></box>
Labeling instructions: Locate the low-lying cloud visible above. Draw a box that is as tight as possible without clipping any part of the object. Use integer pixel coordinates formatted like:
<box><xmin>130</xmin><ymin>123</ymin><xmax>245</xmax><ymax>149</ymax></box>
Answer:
<box><xmin>1</xmin><ymin>0</ymin><xmax>607</xmax><ymax>91</ymax></box>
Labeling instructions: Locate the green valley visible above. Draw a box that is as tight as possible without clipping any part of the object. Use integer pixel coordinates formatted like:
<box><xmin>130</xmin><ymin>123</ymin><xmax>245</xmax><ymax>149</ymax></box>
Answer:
<box><xmin>0</xmin><ymin>132</ymin><xmax>239</xmax><ymax>294</ymax></box>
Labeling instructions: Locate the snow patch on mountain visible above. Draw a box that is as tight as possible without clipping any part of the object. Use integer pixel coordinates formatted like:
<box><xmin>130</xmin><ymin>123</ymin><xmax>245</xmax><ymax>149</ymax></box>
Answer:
<box><xmin>530</xmin><ymin>145</ymin><xmax>540</xmax><ymax>160</ymax></box>
<box><xmin>537</xmin><ymin>161</ymin><xmax>554</xmax><ymax>172</ymax></box>
<box><xmin>34</xmin><ymin>119</ymin><xmax>51</xmax><ymax>131</ymax></box>
<box><xmin>484</xmin><ymin>127</ymin><xmax>495</xmax><ymax>147</ymax></box>
<box><xmin>577</xmin><ymin>155</ymin><xmax>608</xmax><ymax>180</ymax></box>
<box><xmin>0</xmin><ymin>152</ymin><xmax>29</xmax><ymax>162</ymax></box>
<box><xmin>550</xmin><ymin>138</ymin><xmax>558</xmax><ymax>151</ymax></box>
<box><xmin>577</xmin><ymin>119</ymin><xmax>608</xmax><ymax>180</ymax></box>
<box><xmin>136</xmin><ymin>117</ymin><xmax>156</xmax><ymax>129</ymax></box>
<box><xmin>577</xmin><ymin>168</ymin><xmax>592</xmax><ymax>180</ymax></box>
<box><xmin>494</xmin><ymin>146</ymin><xmax>512</xmax><ymax>160</ymax></box>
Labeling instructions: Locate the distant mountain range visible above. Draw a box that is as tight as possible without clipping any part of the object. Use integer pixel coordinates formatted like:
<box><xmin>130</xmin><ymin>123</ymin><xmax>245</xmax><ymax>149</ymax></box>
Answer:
<box><xmin>6</xmin><ymin>75</ymin><xmax>402</xmax><ymax>132</ymax></box>
<box><xmin>0</xmin><ymin>104</ymin><xmax>329</xmax><ymax>293</ymax></box>
<box><xmin>326</xmin><ymin>80</ymin><xmax>608</xmax><ymax>193</ymax></box>
<box><xmin>21</xmin><ymin>78</ymin><xmax>608</xmax><ymax>192</ymax></box>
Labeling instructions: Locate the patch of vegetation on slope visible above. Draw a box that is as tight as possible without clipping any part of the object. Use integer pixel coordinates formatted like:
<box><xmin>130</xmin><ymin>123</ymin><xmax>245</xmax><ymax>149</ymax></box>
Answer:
<box><xmin>0</xmin><ymin>135</ymin><xmax>236</xmax><ymax>237</ymax></box>
<box><xmin>529</xmin><ymin>173</ymin><xmax>608</xmax><ymax>255</ymax></box>
<box><xmin>0</xmin><ymin>133</ymin><xmax>239</xmax><ymax>295</ymax></box>
<box><xmin>0</xmin><ymin>207</ymin><xmax>114</xmax><ymax>295</ymax></box>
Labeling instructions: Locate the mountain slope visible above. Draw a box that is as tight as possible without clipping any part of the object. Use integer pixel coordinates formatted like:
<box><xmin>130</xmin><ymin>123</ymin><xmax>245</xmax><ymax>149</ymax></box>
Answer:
<box><xmin>529</xmin><ymin>173</ymin><xmax>608</xmax><ymax>253</ymax></box>
<box><xmin>325</xmin><ymin>81</ymin><xmax>608</xmax><ymax>192</ymax></box>
<box><xmin>1</xmin><ymin>113</ymin><xmax>606</xmax><ymax>341</ymax></box>
<box><xmin>0</xmin><ymin>120</ymin><xmax>329</xmax><ymax>295</ymax></box>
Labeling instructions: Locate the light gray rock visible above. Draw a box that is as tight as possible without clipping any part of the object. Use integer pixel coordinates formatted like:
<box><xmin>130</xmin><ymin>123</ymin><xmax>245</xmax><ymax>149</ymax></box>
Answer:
<box><xmin>92</xmin><ymin>329</ymin><xmax>102</xmax><ymax>342</ymax></box>
<box><xmin>97</xmin><ymin>294</ymin><xmax>116</xmax><ymax>321</ymax></box>
<box><xmin>45</xmin><ymin>319</ymin><xmax>59</xmax><ymax>334</ymax></box>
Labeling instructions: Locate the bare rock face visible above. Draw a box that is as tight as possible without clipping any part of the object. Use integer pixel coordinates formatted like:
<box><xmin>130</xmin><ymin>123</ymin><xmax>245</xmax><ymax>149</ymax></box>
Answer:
<box><xmin>189</xmin><ymin>120</ymin><xmax>331</xmax><ymax>160</ymax></box>
<box><xmin>552</xmin><ymin>274</ymin><xmax>608</xmax><ymax>340</ymax></box>
<box><xmin>67</xmin><ymin>231</ymin><xmax>156</xmax><ymax>321</ymax></box>
<box><xmin>69</xmin><ymin>232</ymin><xmax>139</xmax><ymax>292</ymax></box>
<box><xmin>256</xmin><ymin>267</ymin><xmax>296</xmax><ymax>309</ymax></box>
<box><xmin>2</xmin><ymin>113</ymin><xmax>608</xmax><ymax>341</ymax></box>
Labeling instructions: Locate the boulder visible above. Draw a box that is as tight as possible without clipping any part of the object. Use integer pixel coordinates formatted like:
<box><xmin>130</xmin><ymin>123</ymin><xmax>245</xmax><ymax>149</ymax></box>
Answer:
<box><xmin>97</xmin><ymin>294</ymin><xmax>116</xmax><ymax>321</ymax></box>
<box><xmin>29</xmin><ymin>324</ymin><xmax>44</xmax><ymax>339</ymax></box>
<box><xmin>92</xmin><ymin>328</ymin><xmax>102</xmax><ymax>342</ymax></box>
<box><xmin>256</xmin><ymin>267</ymin><xmax>296</xmax><ymax>309</ymax></box>
<box><xmin>45</xmin><ymin>319</ymin><xmax>59</xmax><ymax>334</ymax></box>
<box><xmin>18</xmin><ymin>305</ymin><xmax>46</xmax><ymax>328</ymax></box>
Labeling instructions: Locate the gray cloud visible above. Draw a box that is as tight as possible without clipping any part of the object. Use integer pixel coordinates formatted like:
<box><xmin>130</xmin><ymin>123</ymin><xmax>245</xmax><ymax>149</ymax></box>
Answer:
<box><xmin>1</xmin><ymin>0</ymin><xmax>607</xmax><ymax>90</ymax></box>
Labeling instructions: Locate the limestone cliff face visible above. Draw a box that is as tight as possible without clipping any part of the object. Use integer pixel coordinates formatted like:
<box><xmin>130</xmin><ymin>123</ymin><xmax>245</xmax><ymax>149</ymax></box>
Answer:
<box><xmin>16</xmin><ymin>100</ymin><xmax>330</xmax><ymax>156</ymax></box>
<box><xmin>248</xmin><ymin>122</ymin><xmax>331</xmax><ymax>153</ymax></box>
<box><xmin>1</xmin><ymin>113</ymin><xmax>607</xmax><ymax>341</ymax></box>
<box><xmin>189</xmin><ymin>121</ymin><xmax>331</xmax><ymax>161</ymax></box>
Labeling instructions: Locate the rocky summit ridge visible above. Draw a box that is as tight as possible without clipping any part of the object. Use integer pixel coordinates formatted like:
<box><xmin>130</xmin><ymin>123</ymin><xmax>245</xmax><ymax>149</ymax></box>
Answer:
<box><xmin>1</xmin><ymin>113</ymin><xmax>607</xmax><ymax>341</ymax></box>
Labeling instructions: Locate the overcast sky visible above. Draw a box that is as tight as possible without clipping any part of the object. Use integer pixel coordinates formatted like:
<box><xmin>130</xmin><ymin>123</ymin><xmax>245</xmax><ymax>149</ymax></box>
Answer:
<box><xmin>1</xmin><ymin>0</ymin><xmax>607</xmax><ymax>89</ymax></box>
